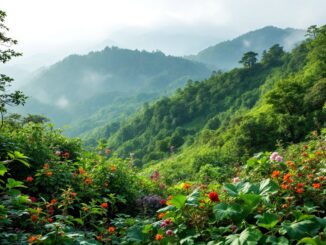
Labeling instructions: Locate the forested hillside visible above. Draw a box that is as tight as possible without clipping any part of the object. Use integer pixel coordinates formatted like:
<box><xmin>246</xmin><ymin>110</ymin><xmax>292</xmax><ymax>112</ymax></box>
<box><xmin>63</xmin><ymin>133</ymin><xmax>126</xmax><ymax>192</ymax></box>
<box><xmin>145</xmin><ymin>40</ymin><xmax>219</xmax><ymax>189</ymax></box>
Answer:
<box><xmin>102</xmin><ymin>28</ymin><xmax>325</xmax><ymax>172</ymax></box>
<box><xmin>17</xmin><ymin>47</ymin><xmax>211</xmax><ymax>134</ymax></box>
<box><xmin>187</xmin><ymin>26</ymin><xmax>305</xmax><ymax>69</ymax></box>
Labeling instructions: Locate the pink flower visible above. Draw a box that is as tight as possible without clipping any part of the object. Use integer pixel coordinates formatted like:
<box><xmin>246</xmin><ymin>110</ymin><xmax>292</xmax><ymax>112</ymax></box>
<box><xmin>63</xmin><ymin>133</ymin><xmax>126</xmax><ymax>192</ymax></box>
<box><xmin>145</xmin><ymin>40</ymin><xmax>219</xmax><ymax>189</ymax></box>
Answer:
<box><xmin>29</xmin><ymin>196</ymin><xmax>37</xmax><ymax>203</ymax></box>
<box><xmin>166</xmin><ymin>230</ymin><xmax>174</xmax><ymax>236</ymax></box>
<box><xmin>233</xmin><ymin>177</ymin><xmax>240</xmax><ymax>183</ymax></box>
<box><xmin>275</xmin><ymin>155</ymin><xmax>283</xmax><ymax>162</ymax></box>
<box><xmin>270</xmin><ymin>152</ymin><xmax>279</xmax><ymax>161</ymax></box>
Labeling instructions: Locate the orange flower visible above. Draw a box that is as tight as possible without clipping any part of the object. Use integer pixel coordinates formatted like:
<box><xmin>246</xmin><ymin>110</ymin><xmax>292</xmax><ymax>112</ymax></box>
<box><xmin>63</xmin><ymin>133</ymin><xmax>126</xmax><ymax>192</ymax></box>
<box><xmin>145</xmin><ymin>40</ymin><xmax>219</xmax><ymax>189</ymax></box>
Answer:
<box><xmin>101</xmin><ymin>202</ymin><xmax>108</xmax><ymax>208</ymax></box>
<box><xmin>282</xmin><ymin>203</ymin><xmax>288</xmax><ymax>209</ymax></box>
<box><xmin>28</xmin><ymin>236</ymin><xmax>38</xmax><ymax>243</ymax></box>
<box><xmin>111</xmin><ymin>165</ymin><xmax>117</xmax><ymax>172</ymax></box>
<box><xmin>281</xmin><ymin>184</ymin><xmax>288</xmax><ymax>190</ymax></box>
<box><xmin>313</xmin><ymin>183</ymin><xmax>321</xmax><ymax>189</ymax></box>
<box><xmin>286</xmin><ymin>161</ymin><xmax>296</xmax><ymax>169</ymax></box>
<box><xmin>158</xmin><ymin>212</ymin><xmax>166</xmax><ymax>219</ymax></box>
<box><xmin>108</xmin><ymin>226</ymin><xmax>115</xmax><ymax>234</ymax></box>
<box><xmin>84</xmin><ymin>178</ymin><xmax>92</xmax><ymax>184</ymax></box>
<box><xmin>296</xmin><ymin>188</ymin><xmax>304</xmax><ymax>194</ymax></box>
<box><xmin>71</xmin><ymin>192</ymin><xmax>77</xmax><ymax>198</ymax></box>
<box><xmin>318</xmin><ymin>176</ymin><xmax>325</xmax><ymax>181</ymax></box>
<box><xmin>307</xmin><ymin>174</ymin><xmax>314</xmax><ymax>180</ymax></box>
<box><xmin>272</xmin><ymin>170</ymin><xmax>280</xmax><ymax>179</ymax></box>
<box><xmin>31</xmin><ymin>214</ymin><xmax>38</xmax><ymax>222</ymax></box>
<box><xmin>50</xmin><ymin>199</ymin><xmax>57</xmax><ymax>205</ymax></box>
<box><xmin>96</xmin><ymin>235</ymin><xmax>103</xmax><ymax>241</ymax></box>
<box><xmin>46</xmin><ymin>171</ymin><xmax>53</xmax><ymax>177</ymax></box>
<box><xmin>43</xmin><ymin>163</ymin><xmax>49</xmax><ymax>169</ymax></box>
<box><xmin>315</xmin><ymin>151</ymin><xmax>321</xmax><ymax>156</ymax></box>
<box><xmin>155</xmin><ymin>234</ymin><xmax>163</xmax><ymax>241</ymax></box>
<box><xmin>167</xmin><ymin>195</ymin><xmax>173</xmax><ymax>200</ymax></box>
<box><xmin>283</xmin><ymin>173</ymin><xmax>292</xmax><ymax>183</ymax></box>
<box><xmin>26</xmin><ymin>176</ymin><xmax>34</xmax><ymax>182</ymax></box>
<box><xmin>79</xmin><ymin>167</ymin><xmax>86</xmax><ymax>175</ymax></box>
<box><xmin>182</xmin><ymin>183</ymin><xmax>191</xmax><ymax>190</ymax></box>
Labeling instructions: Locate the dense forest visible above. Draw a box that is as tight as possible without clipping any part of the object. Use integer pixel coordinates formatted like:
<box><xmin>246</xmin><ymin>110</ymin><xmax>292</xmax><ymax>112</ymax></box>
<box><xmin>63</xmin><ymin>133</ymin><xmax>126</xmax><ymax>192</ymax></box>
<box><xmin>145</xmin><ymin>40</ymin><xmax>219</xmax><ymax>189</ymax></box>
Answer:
<box><xmin>1</xmin><ymin>8</ymin><xmax>325</xmax><ymax>245</ymax></box>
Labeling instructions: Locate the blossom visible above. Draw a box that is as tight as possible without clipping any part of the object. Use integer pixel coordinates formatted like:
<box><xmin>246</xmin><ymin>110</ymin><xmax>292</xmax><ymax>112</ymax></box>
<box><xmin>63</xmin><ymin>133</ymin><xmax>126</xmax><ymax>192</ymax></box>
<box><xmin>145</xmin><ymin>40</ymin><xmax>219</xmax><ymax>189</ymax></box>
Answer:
<box><xmin>281</xmin><ymin>184</ymin><xmax>288</xmax><ymax>190</ymax></box>
<box><xmin>101</xmin><ymin>202</ymin><xmax>108</xmax><ymax>208</ymax></box>
<box><xmin>275</xmin><ymin>155</ymin><xmax>283</xmax><ymax>162</ymax></box>
<box><xmin>158</xmin><ymin>212</ymin><xmax>166</xmax><ymax>219</ymax></box>
<box><xmin>46</xmin><ymin>171</ymin><xmax>53</xmax><ymax>177</ymax></box>
<box><xmin>155</xmin><ymin>234</ymin><xmax>163</xmax><ymax>241</ymax></box>
<box><xmin>28</xmin><ymin>236</ymin><xmax>38</xmax><ymax>243</ymax></box>
<box><xmin>47</xmin><ymin>217</ymin><xmax>53</xmax><ymax>223</ymax></box>
<box><xmin>297</xmin><ymin>183</ymin><xmax>304</xmax><ymax>188</ymax></box>
<box><xmin>55</xmin><ymin>150</ymin><xmax>61</xmax><ymax>156</ymax></box>
<box><xmin>166</xmin><ymin>230</ymin><xmax>174</xmax><ymax>236</ymax></box>
<box><xmin>71</xmin><ymin>192</ymin><xmax>77</xmax><ymax>198</ymax></box>
<box><xmin>43</xmin><ymin>163</ymin><xmax>49</xmax><ymax>169</ymax></box>
<box><xmin>84</xmin><ymin>178</ymin><xmax>92</xmax><ymax>184</ymax></box>
<box><xmin>29</xmin><ymin>196</ymin><xmax>37</xmax><ymax>203</ymax></box>
<box><xmin>270</xmin><ymin>152</ymin><xmax>279</xmax><ymax>161</ymax></box>
<box><xmin>26</xmin><ymin>176</ymin><xmax>34</xmax><ymax>182</ymax></box>
<box><xmin>31</xmin><ymin>215</ymin><xmax>38</xmax><ymax>222</ymax></box>
<box><xmin>233</xmin><ymin>177</ymin><xmax>241</xmax><ymax>183</ymax></box>
<box><xmin>283</xmin><ymin>173</ymin><xmax>292</xmax><ymax>182</ymax></box>
<box><xmin>182</xmin><ymin>183</ymin><xmax>191</xmax><ymax>190</ymax></box>
<box><xmin>62</xmin><ymin>151</ymin><xmax>70</xmax><ymax>159</ymax></box>
<box><xmin>296</xmin><ymin>188</ymin><xmax>304</xmax><ymax>194</ymax></box>
<box><xmin>208</xmin><ymin>191</ymin><xmax>220</xmax><ymax>202</ymax></box>
<box><xmin>315</xmin><ymin>151</ymin><xmax>321</xmax><ymax>156</ymax></box>
<box><xmin>160</xmin><ymin>199</ymin><xmax>166</xmax><ymax>205</ymax></box>
<box><xmin>307</xmin><ymin>174</ymin><xmax>314</xmax><ymax>180</ymax></box>
<box><xmin>111</xmin><ymin>165</ymin><xmax>117</xmax><ymax>172</ymax></box>
<box><xmin>313</xmin><ymin>183</ymin><xmax>321</xmax><ymax>189</ymax></box>
<box><xmin>159</xmin><ymin>183</ymin><xmax>166</xmax><ymax>189</ymax></box>
<box><xmin>79</xmin><ymin>167</ymin><xmax>86</xmax><ymax>175</ymax></box>
<box><xmin>272</xmin><ymin>170</ymin><xmax>280</xmax><ymax>179</ymax></box>
<box><xmin>286</xmin><ymin>161</ymin><xmax>296</xmax><ymax>168</ymax></box>
<box><xmin>50</xmin><ymin>199</ymin><xmax>57</xmax><ymax>205</ymax></box>
<box><xmin>151</xmin><ymin>171</ymin><xmax>160</xmax><ymax>181</ymax></box>
<box><xmin>108</xmin><ymin>226</ymin><xmax>115</xmax><ymax>234</ymax></box>
<box><xmin>105</xmin><ymin>148</ymin><xmax>111</xmax><ymax>155</ymax></box>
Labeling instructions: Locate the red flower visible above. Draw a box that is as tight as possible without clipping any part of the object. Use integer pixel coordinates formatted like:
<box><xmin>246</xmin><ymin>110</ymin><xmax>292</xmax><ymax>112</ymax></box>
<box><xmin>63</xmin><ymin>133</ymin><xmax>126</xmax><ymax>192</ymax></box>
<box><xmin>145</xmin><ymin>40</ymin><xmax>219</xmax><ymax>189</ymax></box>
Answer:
<box><xmin>155</xmin><ymin>234</ymin><xmax>163</xmax><ymax>241</ymax></box>
<box><xmin>182</xmin><ymin>183</ymin><xmax>191</xmax><ymax>190</ymax></box>
<box><xmin>26</xmin><ymin>176</ymin><xmax>34</xmax><ymax>182</ymax></box>
<box><xmin>79</xmin><ymin>167</ymin><xmax>86</xmax><ymax>175</ymax></box>
<box><xmin>108</xmin><ymin>226</ymin><xmax>115</xmax><ymax>234</ymax></box>
<box><xmin>46</xmin><ymin>171</ymin><xmax>53</xmax><ymax>177</ymax></box>
<box><xmin>208</xmin><ymin>191</ymin><xmax>220</xmax><ymax>202</ymax></box>
<box><xmin>47</xmin><ymin>217</ymin><xmax>53</xmax><ymax>223</ymax></box>
<box><xmin>101</xmin><ymin>202</ymin><xmax>108</xmax><ymax>208</ymax></box>
<box><xmin>297</xmin><ymin>183</ymin><xmax>304</xmax><ymax>188</ymax></box>
<box><xmin>296</xmin><ymin>188</ymin><xmax>304</xmax><ymax>194</ymax></box>
<box><xmin>28</xmin><ymin>236</ymin><xmax>38</xmax><ymax>243</ymax></box>
<box><xmin>281</xmin><ymin>184</ymin><xmax>288</xmax><ymax>190</ymax></box>
<box><xmin>71</xmin><ymin>192</ymin><xmax>77</xmax><ymax>198</ymax></box>
<box><xmin>313</xmin><ymin>183</ymin><xmax>321</xmax><ymax>189</ymax></box>
<box><xmin>84</xmin><ymin>178</ymin><xmax>92</xmax><ymax>184</ymax></box>
<box><xmin>62</xmin><ymin>151</ymin><xmax>70</xmax><ymax>159</ymax></box>
<box><xmin>29</xmin><ymin>196</ymin><xmax>37</xmax><ymax>203</ymax></box>
<box><xmin>272</xmin><ymin>170</ymin><xmax>280</xmax><ymax>179</ymax></box>
<box><xmin>31</xmin><ymin>215</ymin><xmax>38</xmax><ymax>222</ymax></box>
<box><xmin>160</xmin><ymin>199</ymin><xmax>166</xmax><ymax>205</ymax></box>
<box><xmin>111</xmin><ymin>165</ymin><xmax>117</xmax><ymax>172</ymax></box>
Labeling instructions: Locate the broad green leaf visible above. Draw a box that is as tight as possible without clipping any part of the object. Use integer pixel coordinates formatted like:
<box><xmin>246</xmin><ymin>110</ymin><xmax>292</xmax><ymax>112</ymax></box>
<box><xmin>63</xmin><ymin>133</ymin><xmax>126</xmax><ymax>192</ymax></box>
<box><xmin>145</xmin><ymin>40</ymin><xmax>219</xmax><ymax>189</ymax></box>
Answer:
<box><xmin>280</xmin><ymin>220</ymin><xmax>321</xmax><ymax>239</ymax></box>
<box><xmin>255</xmin><ymin>213</ymin><xmax>279</xmax><ymax>229</ymax></box>
<box><xmin>171</xmin><ymin>194</ymin><xmax>187</xmax><ymax>209</ymax></box>
<box><xmin>239</xmin><ymin>194</ymin><xmax>261</xmax><ymax>213</ymax></box>
<box><xmin>225</xmin><ymin>227</ymin><xmax>262</xmax><ymax>245</ymax></box>
<box><xmin>187</xmin><ymin>188</ymin><xmax>200</xmax><ymax>205</ymax></box>
<box><xmin>259</xmin><ymin>179</ymin><xmax>278</xmax><ymax>195</ymax></box>
<box><xmin>213</xmin><ymin>202</ymin><xmax>242</xmax><ymax>222</ymax></box>
<box><xmin>265</xmin><ymin>236</ymin><xmax>289</xmax><ymax>245</ymax></box>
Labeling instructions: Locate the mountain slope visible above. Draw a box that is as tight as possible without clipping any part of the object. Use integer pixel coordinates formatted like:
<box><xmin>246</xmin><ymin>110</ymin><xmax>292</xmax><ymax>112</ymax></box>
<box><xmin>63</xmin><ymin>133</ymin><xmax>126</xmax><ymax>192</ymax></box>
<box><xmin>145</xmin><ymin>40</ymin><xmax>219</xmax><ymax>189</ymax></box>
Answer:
<box><xmin>186</xmin><ymin>26</ymin><xmax>305</xmax><ymax>70</ymax></box>
<box><xmin>18</xmin><ymin>47</ymin><xmax>211</xmax><ymax>131</ymax></box>
<box><xmin>102</xmin><ymin>26</ymin><xmax>325</xmax><ymax>172</ymax></box>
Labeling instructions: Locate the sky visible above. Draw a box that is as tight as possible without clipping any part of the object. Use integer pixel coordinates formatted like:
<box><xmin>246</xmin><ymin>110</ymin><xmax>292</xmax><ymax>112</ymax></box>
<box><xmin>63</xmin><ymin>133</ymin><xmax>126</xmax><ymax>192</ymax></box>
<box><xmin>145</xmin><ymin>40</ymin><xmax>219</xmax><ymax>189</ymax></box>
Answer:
<box><xmin>1</xmin><ymin>0</ymin><xmax>326</xmax><ymax>71</ymax></box>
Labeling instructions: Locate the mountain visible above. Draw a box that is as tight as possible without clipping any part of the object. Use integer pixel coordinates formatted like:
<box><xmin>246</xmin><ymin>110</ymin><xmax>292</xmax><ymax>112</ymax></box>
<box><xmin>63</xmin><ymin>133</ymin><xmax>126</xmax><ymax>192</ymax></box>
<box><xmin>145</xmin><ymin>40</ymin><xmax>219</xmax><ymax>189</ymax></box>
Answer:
<box><xmin>100</xmin><ymin>30</ymin><xmax>325</xmax><ymax>174</ymax></box>
<box><xmin>17</xmin><ymin>47</ymin><xmax>211</xmax><ymax>133</ymax></box>
<box><xmin>186</xmin><ymin>26</ymin><xmax>306</xmax><ymax>70</ymax></box>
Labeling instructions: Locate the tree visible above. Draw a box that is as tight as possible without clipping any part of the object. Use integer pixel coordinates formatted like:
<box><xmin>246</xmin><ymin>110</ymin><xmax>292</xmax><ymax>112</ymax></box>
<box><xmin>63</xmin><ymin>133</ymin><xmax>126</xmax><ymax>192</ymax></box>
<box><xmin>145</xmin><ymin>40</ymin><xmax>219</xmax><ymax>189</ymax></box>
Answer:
<box><xmin>239</xmin><ymin>51</ymin><xmax>258</xmax><ymax>68</ymax></box>
<box><xmin>261</xmin><ymin>44</ymin><xmax>285</xmax><ymax>66</ymax></box>
<box><xmin>0</xmin><ymin>10</ymin><xmax>27</xmax><ymax>127</ymax></box>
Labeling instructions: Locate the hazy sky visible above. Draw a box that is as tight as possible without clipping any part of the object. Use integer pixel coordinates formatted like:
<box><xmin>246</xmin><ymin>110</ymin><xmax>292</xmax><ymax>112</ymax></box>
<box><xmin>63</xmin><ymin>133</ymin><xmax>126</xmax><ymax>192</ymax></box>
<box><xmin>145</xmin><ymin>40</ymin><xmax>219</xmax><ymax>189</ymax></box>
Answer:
<box><xmin>2</xmin><ymin>0</ymin><xmax>326</xmax><ymax>70</ymax></box>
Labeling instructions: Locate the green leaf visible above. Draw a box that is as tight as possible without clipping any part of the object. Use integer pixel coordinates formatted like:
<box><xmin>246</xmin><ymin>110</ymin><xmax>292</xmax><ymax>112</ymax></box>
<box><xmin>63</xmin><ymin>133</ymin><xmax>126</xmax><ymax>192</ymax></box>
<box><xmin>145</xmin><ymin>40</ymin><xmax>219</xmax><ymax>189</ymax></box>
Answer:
<box><xmin>265</xmin><ymin>236</ymin><xmax>289</xmax><ymax>245</ymax></box>
<box><xmin>225</xmin><ymin>227</ymin><xmax>262</xmax><ymax>245</ymax></box>
<box><xmin>239</xmin><ymin>194</ymin><xmax>261</xmax><ymax>213</ymax></box>
<box><xmin>213</xmin><ymin>202</ymin><xmax>242</xmax><ymax>222</ymax></box>
<box><xmin>171</xmin><ymin>194</ymin><xmax>187</xmax><ymax>209</ymax></box>
<box><xmin>259</xmin><ymin>179</ymin><xmax>278</xmax><ymax>195</ymax></box>
<box><xmin>187</xmin><ymin>188</ymin><xmax>200</xmax><ymax>205</ymax></box>
<box><xmin>0</xmin><ymin>163</ymin><xmax>7</xmax><ymax>176</ymax></box>
<box><xmin>6</xmin><ymin>178</ymin><xmax>26</xmax><ymax>189</ymax></box>
<box><xmin>280</xmin><ymin>220</ymin><xmax>321</xmax><ymax>239</ymax></box>
<box><xmin>256</xmin><ymin>213</ymin><xmax>279</xmax><ymax>230</ymax></box>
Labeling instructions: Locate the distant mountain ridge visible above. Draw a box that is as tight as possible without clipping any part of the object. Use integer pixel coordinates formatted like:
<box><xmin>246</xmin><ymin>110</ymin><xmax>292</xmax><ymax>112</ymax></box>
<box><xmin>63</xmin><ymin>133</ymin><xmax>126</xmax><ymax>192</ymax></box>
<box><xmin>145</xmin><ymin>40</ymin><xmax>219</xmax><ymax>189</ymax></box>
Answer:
<box><xmin>186</xmin><ymin>26</ymin><xmax>306</xmax><ymax>70</ymax></box>
<box><xmin>17</xmin><ymin>47</ymin><xmax>211</xmax><ymax>131</ymax></box>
